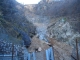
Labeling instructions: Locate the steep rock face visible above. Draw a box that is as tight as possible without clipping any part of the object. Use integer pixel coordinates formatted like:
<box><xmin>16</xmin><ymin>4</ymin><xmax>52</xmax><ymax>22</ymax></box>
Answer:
<box><xmin>23</xmin><ymin>1</ymin><xmax>80</xmax><ymax>48</ymax></box>
<box><xmin>48</xmin><ymin>19</ymin><xmax>80</xmax><ymax>48</ymax></box>
<box><xmin>0</xmin><ymin>0</ymin><xmax>36</xmax><ymax>44</ymax></box>
<box><xmin>34</xmin><ymin>0</ymin><xmax>80</xmax><ymax>17</ymax></box>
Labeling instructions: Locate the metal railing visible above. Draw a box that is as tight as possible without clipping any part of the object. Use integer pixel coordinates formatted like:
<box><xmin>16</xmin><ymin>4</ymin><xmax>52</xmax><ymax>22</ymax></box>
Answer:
<box><xmin>46</xmin><ymin>47</ymin><xmax>55</xmax><ymax>60</ymax></box>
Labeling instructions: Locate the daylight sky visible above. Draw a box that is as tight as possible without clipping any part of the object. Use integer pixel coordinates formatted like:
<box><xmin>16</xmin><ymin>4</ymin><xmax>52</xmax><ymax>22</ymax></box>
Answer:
<box><xmin>16</xmin><ymin>0</ymin><xmax>41</xmax><ymax>4</ymax></box>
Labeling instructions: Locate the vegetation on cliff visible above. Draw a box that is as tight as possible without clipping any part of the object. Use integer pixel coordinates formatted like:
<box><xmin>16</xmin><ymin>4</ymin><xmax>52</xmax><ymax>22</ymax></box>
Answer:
<box><xmin>0</xmin><ymin>0</ymin><xmax>36</xmax><ymax>45</ymax></box>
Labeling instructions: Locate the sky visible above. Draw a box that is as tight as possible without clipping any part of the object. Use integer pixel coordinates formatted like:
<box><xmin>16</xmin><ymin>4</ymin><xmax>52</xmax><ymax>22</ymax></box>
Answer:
<box><xmin>16</xmin><ymin>0</ymin><xmax>41</xmax><ymax>4</ymax></box>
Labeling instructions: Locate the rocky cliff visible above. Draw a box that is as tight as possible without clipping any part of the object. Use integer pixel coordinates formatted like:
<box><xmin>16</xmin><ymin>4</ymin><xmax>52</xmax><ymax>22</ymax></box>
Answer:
<box><xmin>0</xmin><ymin>0</ymin><xmax>36</xmax><ymax>45</ymax></box>
<box><xmin>0</xmin><ymin>0</ymin><xmax>80</xmax><ymax>60</ymax></box>
<box><xmin>34</xmin><ymin>0</ymin><xmax>80</xmax><ymax>17</ymax></box>
<box><xmin>23</xmin><ymin>0</ymin><xmax>80</xmax><ymax>59</ymax></box>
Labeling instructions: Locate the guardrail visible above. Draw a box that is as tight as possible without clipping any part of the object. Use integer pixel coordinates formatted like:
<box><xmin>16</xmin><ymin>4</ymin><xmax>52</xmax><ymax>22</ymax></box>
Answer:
<box><xmin>24</xmin><ymin>47</ymin><xmax>54</xmax><ymax>60</ymax></box>
<box><xmin>46</xmin><ymin>47</ymin><xmax>55</xmax><ymax>60</ymax></box>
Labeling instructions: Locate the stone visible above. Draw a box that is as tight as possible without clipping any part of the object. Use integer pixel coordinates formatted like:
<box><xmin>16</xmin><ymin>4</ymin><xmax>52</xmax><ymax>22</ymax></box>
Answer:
<box><xmin>38</xmin><ymin>47</ymin><xmax>42</xmax><ymax>52</ymax></box>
